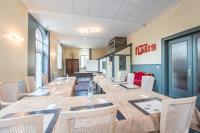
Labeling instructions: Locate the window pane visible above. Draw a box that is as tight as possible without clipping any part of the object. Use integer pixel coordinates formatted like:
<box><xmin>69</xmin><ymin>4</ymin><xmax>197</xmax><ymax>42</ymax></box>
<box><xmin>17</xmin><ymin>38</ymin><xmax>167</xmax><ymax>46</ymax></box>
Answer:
<box><xmin>57</xmin><ymin>44</ymin><xmax>62</xmax><ymax>69</ymax></box>
<box><xmin>80</xmin><ymin>49</ymin><xmax>89</xmax><ymax>68</ymax></box>
<box><xmin>36</xmin><ymin>28</ymin><xmax>43</xmax><ymax>41</ymax></box>
<box><xmin>119</xmin><ymin>56</ymin><xmax>126</xmax><ymax>70</ymax></box>
<box><xmin>36</xmin><ymin>52</ymin><xmax>42</xmax><ymax>88</ymax></box>
<box><xmin>35</xmin><ymin>28</ymin><xmax>43</xmax><ymax>88</ymax></box>
<box><xmin>172</xmin><ymin>41</ymin><xmax>188</xmax><ymax>91</ymax></box>
<box><xmin>81</xmin><ymin>56</ymin><xmax>85</xmax><ymax>68</ymax></box>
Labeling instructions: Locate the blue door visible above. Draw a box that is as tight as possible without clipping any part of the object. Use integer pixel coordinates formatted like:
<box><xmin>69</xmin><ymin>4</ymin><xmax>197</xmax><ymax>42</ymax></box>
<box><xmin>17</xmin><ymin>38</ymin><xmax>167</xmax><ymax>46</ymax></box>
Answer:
<box><xmin>168</xmin><ymin>36</ymin><xmax>193</xmax><ymax>98</ymax></box>
<box><xmin>193</xmin><ymin>33</ymin><xmax>200</xmax><ymax>109</ymax></box>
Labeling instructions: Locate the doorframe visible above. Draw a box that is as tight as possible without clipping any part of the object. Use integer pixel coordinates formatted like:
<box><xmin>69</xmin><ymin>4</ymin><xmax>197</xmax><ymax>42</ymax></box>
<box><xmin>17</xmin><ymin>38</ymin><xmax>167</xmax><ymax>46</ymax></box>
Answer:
<box><xmin>162</xmin><ymin>26</ymin><xmax>200</xmax><ymax>96</ymax></box>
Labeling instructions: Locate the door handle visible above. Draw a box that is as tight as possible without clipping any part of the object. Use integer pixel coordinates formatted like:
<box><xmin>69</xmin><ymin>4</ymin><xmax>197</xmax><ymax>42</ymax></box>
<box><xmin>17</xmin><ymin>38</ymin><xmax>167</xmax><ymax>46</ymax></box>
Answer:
<box><xmin>188</xmin><ymin>69</ymin><xmax>191</xmax><ymax>77</ymax></box>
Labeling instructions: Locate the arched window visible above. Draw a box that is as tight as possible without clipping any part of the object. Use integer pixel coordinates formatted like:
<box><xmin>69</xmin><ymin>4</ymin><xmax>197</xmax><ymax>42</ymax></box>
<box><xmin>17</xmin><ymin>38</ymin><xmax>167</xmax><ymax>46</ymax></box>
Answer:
<box><xmin>80</xmin><ymin>49</ymin><xmax>89</xmax><ymax>68</ymax></box>
<box><xmin>35</xmin><ymin>28</ymin><xmax>43</xmax><ymax>88</ymax></box>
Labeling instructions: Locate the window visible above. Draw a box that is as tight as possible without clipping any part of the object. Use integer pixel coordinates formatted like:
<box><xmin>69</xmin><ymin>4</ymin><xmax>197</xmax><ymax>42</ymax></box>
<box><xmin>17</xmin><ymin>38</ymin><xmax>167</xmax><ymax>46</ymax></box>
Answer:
<box><xmin>35</xmin><ymin>28</ymin><xmax>49</xmax><ymax>88</ymax></box>
<box><xmin>99</xmin><ymin>59</ymin><xmax>103</xmax><ymax>72</ymax></box>
<box><xmin>119</xmin><ymin>55</ymin><xmax>126</xmax><ymax>70</ymax></box>
<box><xmin>80</xmin><ymin>49</ymin><xmax>89</xmax><ymax>68</ymax></box>
<box><xmin>35</xmin><ymin>28</ymin><xmax>43</xmax><ymax>88</ymax></box>
<box><xmin>57</xmin><ymin>44</ymin><xmax>62</xmax><ymax>69</ymax></box>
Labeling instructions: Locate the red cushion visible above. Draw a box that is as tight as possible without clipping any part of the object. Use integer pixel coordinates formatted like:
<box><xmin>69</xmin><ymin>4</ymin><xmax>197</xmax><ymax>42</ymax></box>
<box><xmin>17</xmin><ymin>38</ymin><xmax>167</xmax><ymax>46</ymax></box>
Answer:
<box><xmin>133</xmin><ymin>72</ymin><xmax>153</xmax><ymax>86</ymax></box>
<box><xmin>133</xmin><ymin>72</ymin><xmax>144</xmax><ymax>86</ymax></box>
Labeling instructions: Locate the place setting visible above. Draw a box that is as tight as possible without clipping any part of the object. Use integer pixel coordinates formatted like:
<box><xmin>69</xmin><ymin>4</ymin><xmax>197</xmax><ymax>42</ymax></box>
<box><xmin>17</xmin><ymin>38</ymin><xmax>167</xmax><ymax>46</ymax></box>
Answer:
<box><xmin>128</xmin><ymin>97</ymin><xmax>162</xmax><ymax>115</ymax></box>
<box><xmin>71</xmin><ymin>85</ymin><xmax>127</xmax><ymax>122</ymax></box>
<box><xmin>1</xmin><ymin>103</ymin><xmax>61</xmax><ymax>133</ymax></box>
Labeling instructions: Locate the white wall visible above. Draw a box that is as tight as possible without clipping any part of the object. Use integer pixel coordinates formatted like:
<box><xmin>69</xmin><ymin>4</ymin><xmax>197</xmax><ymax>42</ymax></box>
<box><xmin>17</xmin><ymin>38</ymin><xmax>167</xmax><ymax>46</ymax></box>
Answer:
<box><xmin>0</xmin><ymin>0</ymin><xmax>28</xmax><ymax>81</ymax></box>
<box><xmin>115</xmin><ymin>46</ymin><xmax>130</xmax><ymax>55</ymax></box>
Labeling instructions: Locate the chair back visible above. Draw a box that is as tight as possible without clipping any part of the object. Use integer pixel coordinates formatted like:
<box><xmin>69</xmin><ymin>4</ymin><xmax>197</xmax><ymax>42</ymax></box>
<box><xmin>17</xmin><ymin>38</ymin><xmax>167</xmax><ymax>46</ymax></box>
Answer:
<box><xmin>25</xmin><ymin>76</ymin><xmax>36</xmax><ymax>93</ymax></box>
<box><xmin>160</xmin><ymin>96</ymin><xmax>197</xmax><ymax>133</ymax></box>
<box><xmin>60</xmin><ymin>106</ymin><xmax>117</xmax><ymax>133</ymax></box>
<box><xmin>42</xmin><ymin>74</ymin><xmax>48</xmax><ymax>85</ymax></box>
<box><xmin>16</xmin><ymin>80</ymin><xmax>27</xmax><ymax>94</ymax></box>
<box><xmin>0</xmin><ymin>81</ymin><xmax>18</xmax><ymax>102</ymax></box>
<box><xmin>141</xmin><ymin>76</ymin><xmax>154</xmax><ymax>91</ymax></box>
<box><xmin>127</xmin><ymin>73</ymin><xmax>134</xmax><ymax>84</ymax></box>
<box><xmin>0</xmin><ymin>114</ymin><xmax>43</xmax><ymax>133</ymax></box>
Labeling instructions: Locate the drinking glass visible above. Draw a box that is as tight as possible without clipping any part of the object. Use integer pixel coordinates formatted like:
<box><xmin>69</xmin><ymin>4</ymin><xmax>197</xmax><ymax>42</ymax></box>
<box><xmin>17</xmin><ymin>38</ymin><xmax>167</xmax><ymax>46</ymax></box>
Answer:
<box><xmin>88</xmin><ymin>81</ymin><xmax>94</xmax><ymax>107</ymax></box>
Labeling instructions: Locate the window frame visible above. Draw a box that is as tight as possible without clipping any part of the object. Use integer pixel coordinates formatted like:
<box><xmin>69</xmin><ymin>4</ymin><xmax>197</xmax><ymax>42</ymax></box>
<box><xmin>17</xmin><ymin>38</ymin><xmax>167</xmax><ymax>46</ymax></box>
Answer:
<box><xmin>80</xmin><ymin>49</ymin><xmax>89</xmax><ymax>68</ymax></box>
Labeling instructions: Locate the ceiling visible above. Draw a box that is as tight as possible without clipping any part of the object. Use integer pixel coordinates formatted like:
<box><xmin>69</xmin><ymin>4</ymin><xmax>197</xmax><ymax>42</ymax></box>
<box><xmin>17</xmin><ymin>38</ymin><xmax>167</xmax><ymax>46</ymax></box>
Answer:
<box><xmin>20</xmin><ymin>0</ymin><xmax>181</xmax><ymax>48</ymax></box>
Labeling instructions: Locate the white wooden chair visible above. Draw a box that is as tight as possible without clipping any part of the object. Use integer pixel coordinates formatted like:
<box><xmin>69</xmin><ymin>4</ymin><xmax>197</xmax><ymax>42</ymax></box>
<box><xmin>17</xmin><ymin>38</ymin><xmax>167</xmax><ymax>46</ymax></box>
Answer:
<box><xmin>141</xmin><ymin>76</ymin><xmax>155</xmax><ymax>91</ymax></box>
<box><xmin>42</xmin><ymin>74</ymin><xmax>49</xmax><ymax>86</ymax></box>
<box><xmin>0</xmin><ymin>114</ymin><xmax>43</xmax><ymax>133</ymax></box>
<box><xmin>127</xmin><ymin>73</ymin><xmax>134</xmax><ymax>84</ymax></box>
<box><xmin>160</xmin><ymin>96</ymin><xmax>197</xmax><ymax>133</ymax></box>
<box><xmin>0</xmin><ymin>81</ymin><xmax>18</xmax><ymax>103</ymax></box>
<box><xmin>25</xmin><ymin>76</ymin><xmax>36</xmax><ymax>93</ymax></box>
<box><xmin>59</xmin><ymin>106</ymin><xmax>117</xmax><ymax>133</ymax></box>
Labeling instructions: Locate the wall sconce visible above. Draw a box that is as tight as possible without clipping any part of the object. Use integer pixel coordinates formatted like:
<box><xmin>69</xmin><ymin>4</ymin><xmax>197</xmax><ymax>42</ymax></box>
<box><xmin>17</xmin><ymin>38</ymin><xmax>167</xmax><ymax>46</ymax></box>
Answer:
<box><xmin>10</xmin><ymin>33</ymin><xmax>24</xmax><ymax>42</ymax></box>
<box><xmin>50</xmin><ymin>52</ymin><xmax>56</xmax><ymax>58</ymax></box>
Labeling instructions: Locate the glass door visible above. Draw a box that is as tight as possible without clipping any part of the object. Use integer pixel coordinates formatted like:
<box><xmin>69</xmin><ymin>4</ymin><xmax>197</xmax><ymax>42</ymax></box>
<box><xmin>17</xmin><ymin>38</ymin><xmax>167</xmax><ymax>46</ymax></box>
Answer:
<box><xmin>168</xmin><ymin>36</ymin><xmax>193</xmax><ymax>98</ymax></box>
<box><xmin>193</xmin><ymin>33</ymin><xmax>200</xmax><ymax>109</ymax></box>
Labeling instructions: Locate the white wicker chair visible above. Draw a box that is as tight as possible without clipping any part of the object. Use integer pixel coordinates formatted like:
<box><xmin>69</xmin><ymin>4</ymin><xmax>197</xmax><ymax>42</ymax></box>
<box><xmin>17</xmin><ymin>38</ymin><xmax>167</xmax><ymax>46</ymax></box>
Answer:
<box><xmin>127</xmin><ymin>73</ymin><xmax>134</xmax><ymax>84</ymax></box>
<box><xmin>0</xmin><ymin>114</ymin><xmax>43</xmax><ymax>133</ymax></box>
<box><xmin>160</xmin><ymin>96</ymin><xmax>197</xmax><ymax>133</ymax></box>
<box><xmin>25</xmin><ymin>76</ymin><xmax>36</xmax><ymax>93</ymax></box>
<box><xmin>0</xmin><ymin>81</ymin><xmax>18</xmax><ymax>103</ymax></box>
<box><xmin>141</xmin><ymin>76</ymin><xmax>155</xmax><ymax>91</ymax></box>
<box><xmin>16</xmin><ymin>80</ymin><xmax>27</xmax><ymax>93</ymax></box>
<box><xmin>42</xmin><ymin>74</ymin><xmax>48</xmax><ymax>86</ymax></box>
<box><xmin>60</xmin><ymin>106</ymin><xmax>117</xmax><ymax>133</ymax></box>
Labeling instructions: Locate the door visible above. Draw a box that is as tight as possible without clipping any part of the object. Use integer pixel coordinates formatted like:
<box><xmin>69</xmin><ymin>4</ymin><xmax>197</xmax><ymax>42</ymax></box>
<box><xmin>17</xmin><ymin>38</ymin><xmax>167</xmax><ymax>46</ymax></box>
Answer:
<box><xmin>168</xmin><ymin>36</ymin><xmax>193</xmax><ymax>98</ymax></box>
<box><xmin>66</xmin><ymin>59</ymin><xmax>73</xmax><ymax>76</ymax></box>
<box><xmin>66</xmin><ymin>59</ymin><xmax>79</xmax><ymax>76</ymax></box>
<box><xmin>193</xmin><ymin>33</ymin><xmax>200</xmax><ymax>109</ymax></box>
<box><xmin>72</xmin><ymin>59</ymin><xmax>79</xmax><ymax>75</ymax></box>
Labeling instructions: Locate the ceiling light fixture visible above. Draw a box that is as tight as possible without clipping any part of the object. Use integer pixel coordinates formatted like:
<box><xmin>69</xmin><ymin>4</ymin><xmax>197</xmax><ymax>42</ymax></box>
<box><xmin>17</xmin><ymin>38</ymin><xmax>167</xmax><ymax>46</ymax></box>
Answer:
<box><xmin>78</xmin><ymin>27</ymin><xmax>101</xmax><ymax>34</ymax></box>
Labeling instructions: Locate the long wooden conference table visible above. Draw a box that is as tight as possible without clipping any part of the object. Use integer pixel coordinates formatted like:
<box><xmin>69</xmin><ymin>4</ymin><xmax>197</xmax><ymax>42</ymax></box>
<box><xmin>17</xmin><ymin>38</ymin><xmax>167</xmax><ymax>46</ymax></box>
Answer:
<box><xmin>0</xmin><ymin>76</ymin><xmax>199</xmax><ymax>133</ymax></box>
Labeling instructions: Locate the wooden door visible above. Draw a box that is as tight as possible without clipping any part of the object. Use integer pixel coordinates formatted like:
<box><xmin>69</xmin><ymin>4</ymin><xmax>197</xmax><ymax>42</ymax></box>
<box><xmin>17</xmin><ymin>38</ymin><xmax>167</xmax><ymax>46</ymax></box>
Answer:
<box><xmin>66</xmin><ymin>59</ymin><xmax>79</xmax><ymax>76</ymax></box>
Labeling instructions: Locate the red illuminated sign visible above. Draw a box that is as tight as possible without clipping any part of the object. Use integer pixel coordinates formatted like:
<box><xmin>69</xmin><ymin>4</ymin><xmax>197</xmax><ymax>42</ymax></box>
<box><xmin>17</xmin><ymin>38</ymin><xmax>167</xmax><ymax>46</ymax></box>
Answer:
<box><xmin>135</xmin><ymin>43</ymin><xmax>156</xmax><ymax>55</ymax></box>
